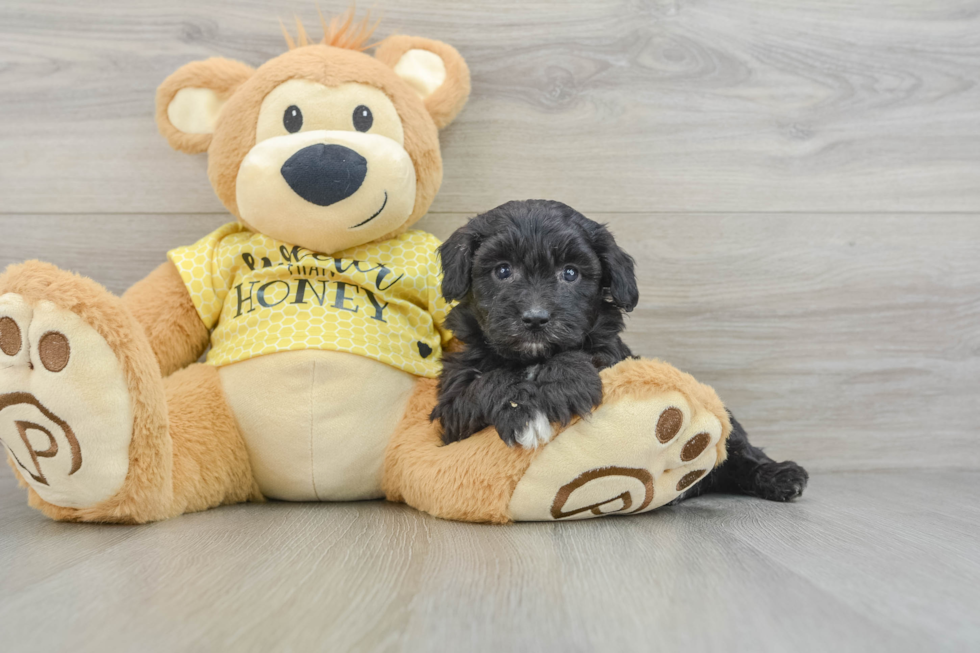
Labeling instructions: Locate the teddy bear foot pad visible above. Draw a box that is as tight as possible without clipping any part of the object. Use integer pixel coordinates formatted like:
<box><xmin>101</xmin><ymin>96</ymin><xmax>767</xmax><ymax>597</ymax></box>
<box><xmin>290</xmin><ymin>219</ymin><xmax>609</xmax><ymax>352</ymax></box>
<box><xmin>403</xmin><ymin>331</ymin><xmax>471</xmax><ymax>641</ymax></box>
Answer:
<box><xmin>0</xmin><ymin>292</ymin><xmax>134</xmax><ymax>509</ymax></box>
<box><xmin>508</xmin><ymin>387</ymin><xmax>724</xmax><ymax>521</ymax></box>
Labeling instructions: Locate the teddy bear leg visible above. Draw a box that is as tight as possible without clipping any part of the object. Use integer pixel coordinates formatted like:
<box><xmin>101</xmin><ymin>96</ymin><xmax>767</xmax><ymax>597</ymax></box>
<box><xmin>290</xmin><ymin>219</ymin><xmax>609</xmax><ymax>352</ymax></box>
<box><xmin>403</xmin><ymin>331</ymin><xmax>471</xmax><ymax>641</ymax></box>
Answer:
<box><xmin>384</xmin><ymin>359</ymin><xmax>733</xmax><ymax>523</ymax></box>
<box><xmin>0</xmin><ymin>262</ymin><xmax>257</xmax><ymax>523</ymax></box>
<box><xmin>164</xmin><ymin>363</ymin><xmax>263</xmax><ymax>516</ymax></box>
<box><xmin>382</xmin><ymin>378</ymin><xmax>538</xmax><ymax>524</ymax></box>
<box><xmin>506</xmin><ymin>358</ymin><xmax>732</xmax><ymax>521</ymax></box>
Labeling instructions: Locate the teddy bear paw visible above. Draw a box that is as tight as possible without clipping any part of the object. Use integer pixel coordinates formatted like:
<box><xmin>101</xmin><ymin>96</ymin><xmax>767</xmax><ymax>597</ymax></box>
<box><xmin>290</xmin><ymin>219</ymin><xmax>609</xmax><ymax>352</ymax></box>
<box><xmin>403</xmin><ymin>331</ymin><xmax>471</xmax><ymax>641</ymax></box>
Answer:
<box><xmin>506</xmin><ymin>386</ymin><xmax>725</xmax><ymax>521</ymax></box>
<box><xmin>0</xmin><ymin>292</ymin><xmax>134</xmax><ymax>509</ymax></box>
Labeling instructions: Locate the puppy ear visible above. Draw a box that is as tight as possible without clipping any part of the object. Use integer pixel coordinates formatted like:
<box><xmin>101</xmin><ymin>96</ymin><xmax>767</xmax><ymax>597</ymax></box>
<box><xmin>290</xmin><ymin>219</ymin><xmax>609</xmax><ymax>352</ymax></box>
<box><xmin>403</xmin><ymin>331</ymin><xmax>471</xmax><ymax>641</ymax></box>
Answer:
<box><xmin>438</xmin><ymin>220</ymin><xmax>482</xmax><ymax>301</ymax></box>
<box><xmin>552</xmin><ymin>202</ymin><xmax>639</xmax><ymax>312</ymax></box>
<box><xmin>374</xmin><ymin>35</ymin><xmax>471</xmax><ymax>129</ymax></box>
<box><xmin>588</xmin><ymin>222</ymin><xmax>639</xmax><ymax>312</ymax></box>
<box><xmin>156</xmin><ymin>58</ymin><xmax>255</xmax><ymax>154</ymax></box>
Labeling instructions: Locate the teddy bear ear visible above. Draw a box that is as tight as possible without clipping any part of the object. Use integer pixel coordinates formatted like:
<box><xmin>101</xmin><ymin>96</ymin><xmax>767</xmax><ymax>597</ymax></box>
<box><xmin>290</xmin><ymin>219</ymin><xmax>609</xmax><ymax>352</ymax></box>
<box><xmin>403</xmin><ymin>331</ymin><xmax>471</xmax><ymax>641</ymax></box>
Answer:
<box><xmin>374</xmin><ymin>36</ymin><xmax>471</xmax><ymax>130</ymax></box>
<box><xmin>155</xmin><ymin>58</ymin><xmax>255</xmax><ymax>154</ymax></box>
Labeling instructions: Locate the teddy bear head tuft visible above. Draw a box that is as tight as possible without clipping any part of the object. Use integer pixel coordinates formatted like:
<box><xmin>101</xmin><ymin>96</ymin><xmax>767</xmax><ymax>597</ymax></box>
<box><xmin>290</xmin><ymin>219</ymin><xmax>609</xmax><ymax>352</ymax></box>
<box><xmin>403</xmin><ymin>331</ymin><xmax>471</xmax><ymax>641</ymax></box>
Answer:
<box><xmin>155</xmin><ymin>16</ymin><xmax>470</xmax><ymax>254</ymax></box>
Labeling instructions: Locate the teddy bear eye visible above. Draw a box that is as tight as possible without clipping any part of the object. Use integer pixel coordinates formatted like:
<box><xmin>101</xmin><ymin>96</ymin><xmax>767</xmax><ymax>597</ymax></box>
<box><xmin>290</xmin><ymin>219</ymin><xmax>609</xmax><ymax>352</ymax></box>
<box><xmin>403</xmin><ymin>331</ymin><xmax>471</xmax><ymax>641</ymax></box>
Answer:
<box><xmin>283</xmin><ymin>105</ymin><xmax>303</xmax><ymax>133</ymax></box>
<box><xmin>353</xmin><ymin>105</ymin><xmax>373</xmax><ymax>132</ymax></box>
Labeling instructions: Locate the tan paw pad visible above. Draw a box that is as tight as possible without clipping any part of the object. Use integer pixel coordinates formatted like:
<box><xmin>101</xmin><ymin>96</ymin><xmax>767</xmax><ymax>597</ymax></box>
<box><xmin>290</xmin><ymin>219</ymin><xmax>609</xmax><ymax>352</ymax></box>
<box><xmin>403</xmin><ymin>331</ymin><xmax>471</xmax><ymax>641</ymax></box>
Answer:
<box><xmin>508</xmin><ymin>391</ymin><xmax>724</xmax><ymax>521</ymax></box>
<box><xmin>0</xmin><ymin>296</ymin><xmax>133</xmax><ymax>509</ymax></box>
<box><xmin>0</xmin><ymin>316</ymin><xmax>23</xmax><ymax>356</ymax></box>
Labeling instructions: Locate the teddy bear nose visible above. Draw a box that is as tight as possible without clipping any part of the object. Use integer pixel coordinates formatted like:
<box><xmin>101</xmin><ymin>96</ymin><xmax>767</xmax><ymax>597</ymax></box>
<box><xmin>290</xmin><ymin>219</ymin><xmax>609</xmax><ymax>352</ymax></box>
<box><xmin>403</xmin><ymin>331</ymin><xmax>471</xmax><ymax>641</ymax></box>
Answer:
<box><xmin>280</xmin><ymin>143</ymin><xmax>368</xmax><ymax>207</ymax></box>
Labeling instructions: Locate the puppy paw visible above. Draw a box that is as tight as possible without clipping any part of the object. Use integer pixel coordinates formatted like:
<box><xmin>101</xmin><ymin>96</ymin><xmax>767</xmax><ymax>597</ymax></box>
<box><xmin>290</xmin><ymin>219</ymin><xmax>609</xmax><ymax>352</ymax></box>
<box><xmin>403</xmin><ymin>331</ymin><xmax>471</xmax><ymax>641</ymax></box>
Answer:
<box><xmin>515</xmin><ymin>411</ymin><xmax>553</xmax><ymax>449</ymax></box>
<box><xmin>534</xmin><ymin>352</ymin><xmax>603</xmax><ymax>425</ymax></box>
<box><xmin>496</xmin><ymin>403</ymin><xmax>554</xmax><ymax>449</ymax></box>
<box><xmin>749</xmin><ymin>461</ymin><xmax>808</xmax><ymax>502</ymax></box>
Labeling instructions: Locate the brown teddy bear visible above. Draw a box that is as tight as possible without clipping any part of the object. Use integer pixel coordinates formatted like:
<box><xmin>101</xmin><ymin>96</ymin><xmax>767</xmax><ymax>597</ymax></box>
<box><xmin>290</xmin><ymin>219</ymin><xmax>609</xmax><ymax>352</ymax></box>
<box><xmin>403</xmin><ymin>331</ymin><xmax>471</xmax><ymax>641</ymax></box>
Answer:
<box><xmin>0</xmin><ymin>12</ymin><xmax>730</xmax><ymax>524</ymax></box>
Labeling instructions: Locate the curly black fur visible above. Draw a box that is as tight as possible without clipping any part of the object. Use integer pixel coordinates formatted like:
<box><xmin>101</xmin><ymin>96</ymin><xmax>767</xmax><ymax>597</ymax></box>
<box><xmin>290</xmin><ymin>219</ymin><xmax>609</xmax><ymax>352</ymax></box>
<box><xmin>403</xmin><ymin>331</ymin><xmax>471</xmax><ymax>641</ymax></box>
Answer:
<box><xmin>432</xmin><ymin>199</ymin><xmax>808</xmax><ymax>502</ymax></box>
<box><xmin>676</xmin><ymin>412</ymin><xmax>809</xmax><ymax>503</ymax></box>
<box><xmin>432</xmin><ymin>199</ymin><xmax>637</xmax><ymax>447</ymax></box>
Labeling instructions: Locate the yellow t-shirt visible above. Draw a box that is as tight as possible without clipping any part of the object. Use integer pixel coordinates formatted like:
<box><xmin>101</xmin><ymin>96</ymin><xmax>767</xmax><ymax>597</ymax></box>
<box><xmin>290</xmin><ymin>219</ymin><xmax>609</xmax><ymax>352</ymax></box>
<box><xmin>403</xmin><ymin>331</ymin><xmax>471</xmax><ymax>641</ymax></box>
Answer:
<box><xmin>168</xmin><ymin>223</ymin><xmax>453</xmax><ymax>378</ymax></box>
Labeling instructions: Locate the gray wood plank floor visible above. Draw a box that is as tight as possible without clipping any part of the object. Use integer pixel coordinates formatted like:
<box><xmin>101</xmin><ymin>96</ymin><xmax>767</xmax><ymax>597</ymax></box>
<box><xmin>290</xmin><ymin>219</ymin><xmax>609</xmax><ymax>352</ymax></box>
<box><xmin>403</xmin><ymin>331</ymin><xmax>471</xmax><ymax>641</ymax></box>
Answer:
<box><xmin>1</xmin><ymin>464</ymin><xmax>977</xmax><ymax>652</ymax></box>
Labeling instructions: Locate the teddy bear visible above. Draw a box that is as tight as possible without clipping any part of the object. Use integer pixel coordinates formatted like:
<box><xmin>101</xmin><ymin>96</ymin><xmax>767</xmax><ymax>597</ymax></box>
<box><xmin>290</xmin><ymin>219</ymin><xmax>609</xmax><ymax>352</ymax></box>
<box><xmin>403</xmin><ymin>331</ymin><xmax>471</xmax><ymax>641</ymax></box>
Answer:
<box><xmin>0</xmin><ymin>11</ymin><xmax>731</xmax><ymax>524</ymax></box>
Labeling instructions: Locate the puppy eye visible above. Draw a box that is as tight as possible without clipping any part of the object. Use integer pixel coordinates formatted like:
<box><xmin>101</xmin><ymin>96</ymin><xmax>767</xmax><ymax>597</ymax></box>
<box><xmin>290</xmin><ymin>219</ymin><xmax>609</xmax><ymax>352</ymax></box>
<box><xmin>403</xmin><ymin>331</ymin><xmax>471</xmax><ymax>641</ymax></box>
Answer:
<box><xmin>561</xmin><ymin>265</ymin><xmax>580</xmax><ymax>282</ymax></box>
<box><xmin>494</xmin><ymin>263</ymin><xmax>512</xmax><ymax>280</ymax></box>
<box><xmin>353</xmin><ymin>105</ymin><xmax>373</xmax><ymax>132</ymax></box>
<box><xmin>283</xmin><ymin>105</ymin><xmax>303</xmax><ymax>133</ymax></box>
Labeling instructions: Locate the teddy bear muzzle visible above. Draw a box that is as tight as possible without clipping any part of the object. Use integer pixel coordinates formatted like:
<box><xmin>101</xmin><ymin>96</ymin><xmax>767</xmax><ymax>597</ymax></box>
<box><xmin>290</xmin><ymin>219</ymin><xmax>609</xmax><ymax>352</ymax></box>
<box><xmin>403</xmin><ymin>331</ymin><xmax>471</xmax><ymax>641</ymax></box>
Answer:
<box><xmin>235</xmin><ymin>129</ymin><xmax>418</xmax><ymax>255</ymax></box>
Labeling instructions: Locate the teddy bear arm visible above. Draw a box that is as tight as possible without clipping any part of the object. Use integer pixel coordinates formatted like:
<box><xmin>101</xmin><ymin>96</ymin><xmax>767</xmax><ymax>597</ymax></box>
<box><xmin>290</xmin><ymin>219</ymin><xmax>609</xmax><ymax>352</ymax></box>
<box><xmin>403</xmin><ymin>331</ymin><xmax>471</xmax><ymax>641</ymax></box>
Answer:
<box><xmin>122</xmin><ymin>261</ymin><xmax>210</xmax><ymax>377</ymax></box>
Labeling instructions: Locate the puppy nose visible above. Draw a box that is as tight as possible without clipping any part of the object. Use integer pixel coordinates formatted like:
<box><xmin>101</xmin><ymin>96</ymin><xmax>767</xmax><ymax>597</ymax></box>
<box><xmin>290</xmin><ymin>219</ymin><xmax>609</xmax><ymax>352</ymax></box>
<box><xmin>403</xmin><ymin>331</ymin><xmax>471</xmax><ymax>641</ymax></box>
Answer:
<box><xmin>280</xmin><ymin>143</ymin><xmax>367</xmax><ymax>207</ymax></box>
<box><xmin>522</xmin><ymin>308</ymin><xmax>550</xmax><ymax>329</ymax></box>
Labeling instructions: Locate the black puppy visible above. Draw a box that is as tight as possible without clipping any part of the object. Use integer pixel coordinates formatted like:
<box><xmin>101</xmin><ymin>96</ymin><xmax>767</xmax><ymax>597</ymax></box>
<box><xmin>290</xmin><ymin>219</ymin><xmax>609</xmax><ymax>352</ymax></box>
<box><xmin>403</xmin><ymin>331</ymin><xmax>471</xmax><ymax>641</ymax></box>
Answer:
<box><xmin>433</xmin><ymin>199</ymin><xmax>808</xmax><ymax>502</ymax></box>
<box><xmin>433</xmin><ymin>199</ymin><xmax>633</xmax><ymax>448</ymax></box>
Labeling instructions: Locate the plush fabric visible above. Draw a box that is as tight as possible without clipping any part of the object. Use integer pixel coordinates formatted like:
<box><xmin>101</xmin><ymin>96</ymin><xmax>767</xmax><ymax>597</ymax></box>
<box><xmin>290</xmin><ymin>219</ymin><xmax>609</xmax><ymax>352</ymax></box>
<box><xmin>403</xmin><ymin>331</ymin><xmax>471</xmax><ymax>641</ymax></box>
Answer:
<box><xmin>165</xmin><ymin>363</ymin><xmax>262</xmax><ymax>516</ymax></box>
<box><xmin>1</xmin><ymin>261</ymin><xmax>173</xmax><ymax>523</ymax></box>
<box><xmin>1</xmin><ymin>13</ymin><xmax>731</xmax><ymax>525</ymax></box>
<box><xmin>374</xmin><ymin>36</ymin><xmax>471</xmax><ymax>130</ymax></box>
<box><xmin>122</xmin><ymin>261</ymin><xmax>210</xmax><ymax>377</ymax></box>
<box><xmin>157</xmin><ymin>43</ymin><xmax>450</xmax><ymax>239</ymax></box>
<box><xmin>1</xmin><ymin>264</ymin><xmax>262</xmax><ymax>523</ymax></box>
<box><xmin>220</xmin><ymin>349</ymin><xmax>416</xmax><ymax>501</ymax></box>
<box><xmin>155</xmin><ymin>58</ymin><xmax>256</xmax><ymax>154</ymax></box>
<box><xmin>506</xmin><ymin>359</ymin><xmax>731</xmax><ymax>521</ymax></box>
<box><xmin>383</xmin><ymin>359</ymin><xmax>731</xmax><ymax>523</ymax></box>
<box><xmin>383</xmin><ymin>378</ymin><xmax>538</xmax><ymax>524</ymax></box>
<box><xmin>0</xmin><ymin>293</ymin><xmax>134</xmax><ymax>509</ymax></box>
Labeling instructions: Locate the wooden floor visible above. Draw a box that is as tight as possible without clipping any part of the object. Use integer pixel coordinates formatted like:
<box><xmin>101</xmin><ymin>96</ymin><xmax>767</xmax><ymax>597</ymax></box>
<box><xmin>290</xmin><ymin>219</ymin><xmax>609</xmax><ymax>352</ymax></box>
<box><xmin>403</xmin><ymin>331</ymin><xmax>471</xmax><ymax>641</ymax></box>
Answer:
<box><xmin>1</xmin><ymin>1</ymin><xmax>979</xmax><ymax>650</ymax></box>
<box><xmin>2</xmin><ymin>464</ymin><xmax>978</xmax><ymax>651</ymax></box>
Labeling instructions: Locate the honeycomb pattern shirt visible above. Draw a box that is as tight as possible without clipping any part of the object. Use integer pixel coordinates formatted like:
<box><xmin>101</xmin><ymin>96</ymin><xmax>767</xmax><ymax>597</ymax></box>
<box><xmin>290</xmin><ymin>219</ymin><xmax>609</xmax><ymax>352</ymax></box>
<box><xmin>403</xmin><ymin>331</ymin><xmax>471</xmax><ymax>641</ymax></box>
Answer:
<box><xmin>168</xmin><ymin>223</ymin><xmax>454</xmax><ymax>378</ymax></box>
